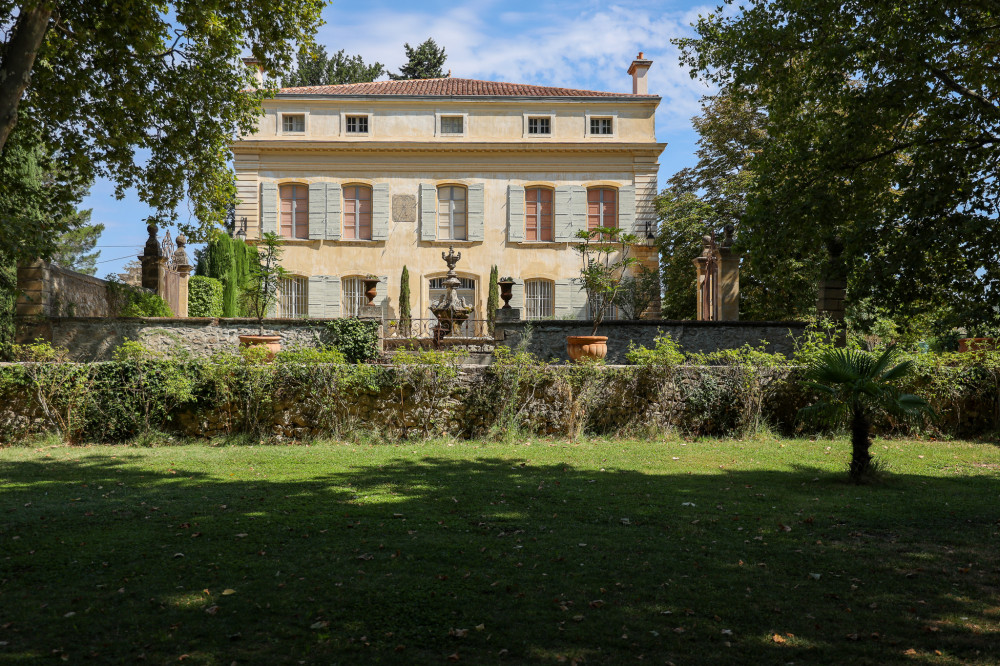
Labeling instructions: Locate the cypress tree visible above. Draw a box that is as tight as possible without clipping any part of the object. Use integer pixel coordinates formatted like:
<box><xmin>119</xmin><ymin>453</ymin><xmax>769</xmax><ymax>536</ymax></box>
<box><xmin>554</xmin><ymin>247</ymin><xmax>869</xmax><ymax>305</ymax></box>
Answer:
<box><xmin>203</xmin><ymin>233</ymin><xmax>256</xmax><ymax>317</ymax></box>
<box><xmin>399</xmin><ymin>265</ymin><xmax>411</xmax><ymax>336</ymax></box>
<box><xmin>487</xmin><ymin>265</ymin><xmax>499</xmax><ymax>334</ymax></box>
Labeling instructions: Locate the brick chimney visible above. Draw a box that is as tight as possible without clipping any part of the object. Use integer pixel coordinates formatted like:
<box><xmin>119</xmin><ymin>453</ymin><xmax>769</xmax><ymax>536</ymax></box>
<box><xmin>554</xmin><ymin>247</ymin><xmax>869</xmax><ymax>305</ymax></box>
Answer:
<box><xmin>243</xmin><ymin>57</ymin><xmax>264</xmax><ymax>87</ymax></box>
<box><xmin>627</xmin><ymin>51</ymin><xmax>653</xmax><ymax>95</ymax></box>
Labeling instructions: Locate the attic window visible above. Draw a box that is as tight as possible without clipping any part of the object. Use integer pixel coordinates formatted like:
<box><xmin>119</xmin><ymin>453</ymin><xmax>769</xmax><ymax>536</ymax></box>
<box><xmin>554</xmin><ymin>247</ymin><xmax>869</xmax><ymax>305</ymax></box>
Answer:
<box><xmin>590</xmin><ymin>117</ymin><xmax>613</xmax><ymax>135</ymax></box>
<box><xmin>346</xmin><ymin>115</ymin><xmax>369</xmax><ymax>134</ymax></box>
<box><xmin>282</xmin><ymin>114</ymin><xmax>305</xmax><ymax>133</ymax></box>
<box><xmin>440</xmin><ymin>116</ymin><xmax>464</xmax><ymax>134</ymax></box>
<box><xmin>528</xmin><ymin>117</ymin><xmax>551</xmax><ymax>135</ymax></box>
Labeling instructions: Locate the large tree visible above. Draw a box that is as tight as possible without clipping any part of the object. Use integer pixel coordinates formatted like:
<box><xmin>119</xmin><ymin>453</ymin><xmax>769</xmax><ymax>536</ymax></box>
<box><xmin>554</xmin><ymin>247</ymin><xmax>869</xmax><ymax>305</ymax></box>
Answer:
<box><xmin>0</xmin><ymin>0</ymin><xmax>324</xmax><ymax>246</ymax></box>
<box><xmin>51</xmin><ymin>215</ymin><xmax>103</xmax><ymax>276</ymax></box>
<box><xmin>677</xmin><ymin>1</ymin><xmax>1000</xmax><ymax>330</ymax></box>
<box><xmin>284</xmin><ymin>44</ymin><xmax>384</xmax><ymax>87</ymax></box>
<box><xmin>389</xmin><ymin>38</ymin><xmax>447</xmax><ymax>80</ymax></box>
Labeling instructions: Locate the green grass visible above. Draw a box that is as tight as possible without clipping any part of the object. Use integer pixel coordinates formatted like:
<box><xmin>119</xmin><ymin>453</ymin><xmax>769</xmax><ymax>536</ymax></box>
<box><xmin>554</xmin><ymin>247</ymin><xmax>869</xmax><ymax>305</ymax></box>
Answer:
<box><xmin>1</xmin><ymin>436</ymin><xmax>998</xmax><ymax>664</ymax></box>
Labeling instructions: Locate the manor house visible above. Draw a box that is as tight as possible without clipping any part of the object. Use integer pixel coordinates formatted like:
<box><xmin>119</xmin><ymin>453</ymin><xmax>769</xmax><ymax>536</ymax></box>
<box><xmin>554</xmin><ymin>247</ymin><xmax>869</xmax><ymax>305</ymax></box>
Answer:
<box><xmin>233</xmin><ymin>54</ymin><xmax>664</xmax><ymax>323</ymax></box>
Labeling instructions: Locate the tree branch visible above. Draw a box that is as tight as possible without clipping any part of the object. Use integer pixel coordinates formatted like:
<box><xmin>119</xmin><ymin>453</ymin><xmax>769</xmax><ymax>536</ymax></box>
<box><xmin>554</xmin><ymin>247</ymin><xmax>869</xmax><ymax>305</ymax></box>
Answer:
<box><xmin>926</xmin><ymin>63</ymin><xmax>1000</xmax><ymax>118</ymax></box>
<box><xmin>0</xmin><ymin>3</ymin><xmax>53</xmax><ymax>152</ymax></box>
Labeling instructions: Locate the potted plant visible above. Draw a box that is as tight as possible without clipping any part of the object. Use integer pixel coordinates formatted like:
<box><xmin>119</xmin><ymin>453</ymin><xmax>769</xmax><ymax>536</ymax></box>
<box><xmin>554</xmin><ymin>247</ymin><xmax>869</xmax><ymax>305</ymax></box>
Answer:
<box><xmin>569</xmin><ymin>225</ymin><xmax>639</xmax><ymax>361</ymax></box>
<box><xmin>363</xmin><ymin>274</ymin><xmax>380</xmax><ymax>306</ymax></box>
<box><xmin>239</xmin><ymin>232</ymin><xmax>287</xmax><ymax>359</ymax></box>
<box><xmin>498</xmin><ymin>276</ymin><xmax>515</xmax><ymax>309</ymax></box>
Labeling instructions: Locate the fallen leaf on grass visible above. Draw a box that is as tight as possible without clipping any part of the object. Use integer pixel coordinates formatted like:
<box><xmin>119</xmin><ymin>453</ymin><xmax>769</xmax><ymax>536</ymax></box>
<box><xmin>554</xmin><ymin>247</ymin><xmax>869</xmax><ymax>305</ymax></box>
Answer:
<box><xmin>221</xmin><ymin>589</ymin><xmax>235</xmax><ymax>596</ymax></box>
<box><xmin>772</xmin><ymin>634</ymin><xmax>786</xmax><ymax>644</ymax></box>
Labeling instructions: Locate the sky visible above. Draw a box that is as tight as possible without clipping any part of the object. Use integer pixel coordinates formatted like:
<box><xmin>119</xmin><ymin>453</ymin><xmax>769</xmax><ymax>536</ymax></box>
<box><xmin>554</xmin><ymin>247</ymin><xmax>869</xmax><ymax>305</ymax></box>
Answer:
<box><xmin>84</xmin><ymin>0</ymin><xmax>716</xmax><ymax>279</ymax></box>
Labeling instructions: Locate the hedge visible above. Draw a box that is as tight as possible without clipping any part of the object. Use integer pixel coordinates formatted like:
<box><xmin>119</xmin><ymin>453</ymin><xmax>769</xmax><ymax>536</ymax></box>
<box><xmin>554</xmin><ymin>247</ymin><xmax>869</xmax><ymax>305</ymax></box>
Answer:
<box><xmin>188</xmin><ymin>276</ymin><xmax>224</xmax><ymax>317</ymax></box>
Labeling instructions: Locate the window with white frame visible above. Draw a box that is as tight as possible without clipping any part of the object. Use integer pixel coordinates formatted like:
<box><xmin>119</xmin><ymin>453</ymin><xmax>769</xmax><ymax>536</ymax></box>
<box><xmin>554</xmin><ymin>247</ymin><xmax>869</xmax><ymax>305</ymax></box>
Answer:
<box><xmin>527</xmin><ymin>117</ymin><xmax>551</xmax><ymax>135</ymax></box>
<box><xmin>282</xmin><ymin>114</ymin><xmax>305</xmax><ymax>133</ymax></box>
<box><xmin>342</xmin><ymin>277</ymin><xmax>367</xmax><ymax>317</ymax></box>
<box><xmin>437</xmin><ymin>185</ymin><xmax>467</xmax><ymax>240</ymax></box>
<box><xmin>440</xmin><ymin>115</ymin><xmax>463</xmax><ymax>134</ymax></box>
<box><xmin>525</xmin><ymin>279</ymin><xmax>553</xmax><ymax>319</ymax></box>
<box><xmin>345</xmin><ymin>115</ymin><xmax>369</xmax><ymax>134</ymax></box>
<box><xmin>589</xmin><ymin>116</ymin><xmax>613</xmax><ymax>135</ymax></box>
<box><xmin>277</xmin><ymin>276</ymin><xmax>307</xmax><ymax>318</ymax></box>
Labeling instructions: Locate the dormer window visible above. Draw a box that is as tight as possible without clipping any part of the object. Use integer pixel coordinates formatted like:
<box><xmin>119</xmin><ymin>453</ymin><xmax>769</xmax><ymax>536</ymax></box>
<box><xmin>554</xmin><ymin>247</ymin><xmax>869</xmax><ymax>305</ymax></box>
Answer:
<box><xmin>282</xmin><ymin>114</ymin><xmax>305</xmax><ymax>133</ymax></box>
<box><xmin>346</xmin><ymin>115</ymin><xmax>369</xmax><ymax>134</ymax></box>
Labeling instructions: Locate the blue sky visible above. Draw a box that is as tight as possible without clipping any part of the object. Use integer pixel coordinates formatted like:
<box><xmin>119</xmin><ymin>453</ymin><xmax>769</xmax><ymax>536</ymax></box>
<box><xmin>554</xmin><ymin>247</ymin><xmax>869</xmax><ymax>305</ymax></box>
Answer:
<box><xmin>85</xmin><ymin>0</ymin><xmax>715</xmax><ymax>278</ymax></box>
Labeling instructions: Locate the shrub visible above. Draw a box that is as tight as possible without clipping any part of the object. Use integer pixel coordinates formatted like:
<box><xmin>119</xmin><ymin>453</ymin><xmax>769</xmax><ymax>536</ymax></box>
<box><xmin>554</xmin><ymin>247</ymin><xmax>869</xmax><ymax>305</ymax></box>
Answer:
<box><xmin>188</xmin><ymin>276</ymin><xmax>224</xmax><ymax>317</ymax></box>
<box><xmin>324</xmin><ymin>318</ymin><xmax>380</xmax><ymax>363</ymax></box>
<box><xmin>106</xmin><ymin>277</ymin><xmax>173</xmax><ymax>317</ymax></box>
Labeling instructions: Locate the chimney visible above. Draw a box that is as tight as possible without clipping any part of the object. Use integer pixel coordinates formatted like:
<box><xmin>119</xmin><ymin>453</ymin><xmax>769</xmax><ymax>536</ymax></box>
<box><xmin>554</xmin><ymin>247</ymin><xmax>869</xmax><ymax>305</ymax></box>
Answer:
<box><xmin>627</xmin><ymin>51</ymin><xmax>653</xmax><ymax>95</ymax></box>
<box><xmin>242</xmin><ymin>57</ymin><xmax>264</xmax><ymax>87</ymax></box>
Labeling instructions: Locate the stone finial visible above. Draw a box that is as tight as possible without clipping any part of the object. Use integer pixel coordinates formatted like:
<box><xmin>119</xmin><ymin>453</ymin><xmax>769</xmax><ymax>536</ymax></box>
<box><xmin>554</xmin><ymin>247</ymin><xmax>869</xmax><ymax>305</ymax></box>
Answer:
<box><xmin>721</xmin><ymin>225</ymin><xmax>734</xmax><ymax>250</ymax></box>
<box><xmin>173</xmin><ymin>234</ymin><xmax>191</xmax><ymax>269</ymax></box>
<box><xmin>143</xmin><ymin>223</ymin><xmax>161</xmax><ymax>258</ymax></box>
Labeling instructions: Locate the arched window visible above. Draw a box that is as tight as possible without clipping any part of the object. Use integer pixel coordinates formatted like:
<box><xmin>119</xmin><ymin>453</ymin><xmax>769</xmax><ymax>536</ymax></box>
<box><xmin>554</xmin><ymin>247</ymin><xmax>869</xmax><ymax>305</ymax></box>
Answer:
<box><xmin>343</xmin><ymin>185</ymin><xmax>372</xmax><ymax>240</ymax></box>
<box><xmin>525</xmin><ymin>187</ymin><xmax>553</xmax><ymax>241</ymax></box>
<box><xmin>277</xmin><ymin>276</ymin><xmax>307</xmax><ymax>318</ymax></box>
<box><xmin>437</xmin><ymin>185</ymin><xmax>467</xmax><ymax>240</ymax></box>
<box><xmin>525</xmin><ymin>279</ymin><xmax>553</xmax><ymax>319</ymax></box>
<box><xmin>342</xmin><ymin>277</ymin><xmax>367</xmax><ymax>317</ymax></box>
<box><xmin>587</xmin><ymin>187</ymin><xmax>617</xmax><ymax>231</ymax></box>
<box><xmin>279</xmin><ymin>184</ymin><xmax>309</xmax><ymax>239</ymax></box>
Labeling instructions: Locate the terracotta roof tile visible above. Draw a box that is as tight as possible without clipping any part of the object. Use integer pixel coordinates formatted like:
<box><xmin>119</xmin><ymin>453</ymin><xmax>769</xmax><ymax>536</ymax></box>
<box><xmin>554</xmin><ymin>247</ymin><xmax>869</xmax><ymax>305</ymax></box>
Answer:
<box><xmin>278</xmin><ymin>77</ymin><xmax>656</xmax><ymax>98</ymax></box>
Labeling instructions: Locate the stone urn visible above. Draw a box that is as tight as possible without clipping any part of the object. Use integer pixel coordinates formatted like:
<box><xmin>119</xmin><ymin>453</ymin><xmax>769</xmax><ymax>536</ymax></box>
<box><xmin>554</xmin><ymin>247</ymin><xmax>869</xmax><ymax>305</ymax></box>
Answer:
<box><xmin>498</xmin><ymin>279</ymin><xmax>515</xmax><ymax>309</ymax></box>
<box><xmin>238</xmin><ymin>334</ymin><xmax>282</xmax><ymax>361</ymax></box>
<box><xmin>567</xmin><ymin>335</ymin><xmax>608</xmax><ymax>362</ymax></box>
<box><xmin>363</xmin><ymin>277</ymin><xmax>380</xmax><ymax>306</ymax></box>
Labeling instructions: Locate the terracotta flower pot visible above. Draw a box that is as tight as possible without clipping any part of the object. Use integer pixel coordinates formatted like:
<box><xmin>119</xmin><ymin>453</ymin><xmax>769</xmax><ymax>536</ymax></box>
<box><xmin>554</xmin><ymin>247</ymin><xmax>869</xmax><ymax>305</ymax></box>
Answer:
<box><xmin>567</xmin><ymin>335</ymin><xmax>608</xmax><ymax>362</ymax></box>
<box><xmin>238</xmin><ymin>334</ymin><xmax>281</xmax><ymax>361</ymax></box>
<box><xmin>363</xmin><ymin>278</ymin><xmax>380</xmax><ymax>306</ymax></box>
<box><xmin>958</xmin><ymin>337</ymin><xmax>997</xmax><ymax>353</ymax></box>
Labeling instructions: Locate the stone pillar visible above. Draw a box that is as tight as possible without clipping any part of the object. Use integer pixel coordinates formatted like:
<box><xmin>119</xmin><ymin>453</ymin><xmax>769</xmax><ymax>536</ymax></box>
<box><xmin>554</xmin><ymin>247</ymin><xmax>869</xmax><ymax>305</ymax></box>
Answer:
<box><xmin>15</xmin><ymin>259</ymin><xmax>51</xmax><ymax>317</ymax></box>
<box><xmin>173</xmin><ymin>234</ymin><xmax>193</xmax><ymax>318</ymax></box>
<box><xmin>718</xmin><ymin>249</ymin><xmax>742</xmax><ymax>321</ymax></box>
<box><xmin>817</xmin><ymin>237</ymin><xmax>847</xmax><ymax>346</ymax></box>
<box><xmin>692</xmin><ymin>254</ymin><xmax>709</xmax><ymax>320</ymax></box>
<box><xmin>139</xmin><ymin>223</ymin><xmax>167</xmax><ymax>297</ymax></box>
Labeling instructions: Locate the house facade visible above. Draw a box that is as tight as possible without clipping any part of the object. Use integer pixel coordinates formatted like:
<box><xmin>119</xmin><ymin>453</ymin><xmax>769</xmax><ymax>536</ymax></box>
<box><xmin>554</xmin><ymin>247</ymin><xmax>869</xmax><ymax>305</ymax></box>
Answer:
<box><xmin>233</xmin><ymin>54</ymin><xmax>664</xmax><ymax>324</ymax></box>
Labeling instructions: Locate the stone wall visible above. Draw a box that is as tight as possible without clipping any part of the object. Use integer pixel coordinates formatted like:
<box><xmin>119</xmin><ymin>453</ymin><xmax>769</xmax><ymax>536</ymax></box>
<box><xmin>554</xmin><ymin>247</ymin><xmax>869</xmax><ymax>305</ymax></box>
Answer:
<box><xmin>495</xmin><ymin>319</ymin><xmax>808</xmax><ymax>363</ymax></box>
<box><xmin>16</xmin><ymin>261</ymin><xmax>111</xmax><ymax>319</ymax></box>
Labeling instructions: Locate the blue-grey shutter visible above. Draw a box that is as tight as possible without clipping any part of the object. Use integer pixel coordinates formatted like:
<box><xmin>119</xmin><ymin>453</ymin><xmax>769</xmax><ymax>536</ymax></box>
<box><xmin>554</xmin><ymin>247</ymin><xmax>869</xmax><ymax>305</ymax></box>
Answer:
<box><xmin>328</xmin><ymin>276</ymin><xmax>341</xmax><ymax>318</ymax></box>
<box><xmin>507</xmin><ymin>185</ymin><xmax>525</xmax><ymax>243</ymax></box>
<box><xmin>571</xmin><ymin>186</ymin><xmax>588</xmax><ymax>236</ymax></box>
<box><xmin>554</xmin><ymin>186</ymin><xmax>573</xmax><ymax>242</ymax></box>
<box><xmin>377</xmin><ymin>275</ymin><xmax>389</xmax><ymax>317</ymax></box>
<box><xmin>308</xmin><ymin>183</ymin><xmax>327</xmax><ymax>240</ymax></box>
<box><xmin>554</xmin><ymin>279</ymin><xmax>573</xmax><ymax>319</ymax></box>
<box><xmin>372</xmin><ymin>184</ymin><xmax>390</xmax><ymax>241</ymax></box>
<box><xmin>308</xmin><ymin>275</ymin><xmax>327</xmax><ymax>317</ymax></box>
<box><xmin>570</xmin><ymin>278</ymin><xmax>589</xmax><ymax>318</ymax></box>
<box><xmin>618</xmin><ymin>185</ymin><xmax>636</xmax><ymax>236</ymax></box>
<box><xmin>467</xmin><ymin>183</ymin><xmax>484</xmax><ymax>241</ymax></box>
<box><xmin>419</xmin><ymin>184</ymin><xmax>436</xmax><ymax>241</ymax></box>
<box><xmin>260</xmin><ymin>182</ymin><xmax>278</xmax><ymax>236</ymax></box>
<box><xmin>326</xmin><ymin>184</ymin><xmax>342</xmax><ymax>240</ymax></box>
<box><xmin>510</xmin><ymin>280</ymin><xmax>524</xmax><ymax>310</ymax></box>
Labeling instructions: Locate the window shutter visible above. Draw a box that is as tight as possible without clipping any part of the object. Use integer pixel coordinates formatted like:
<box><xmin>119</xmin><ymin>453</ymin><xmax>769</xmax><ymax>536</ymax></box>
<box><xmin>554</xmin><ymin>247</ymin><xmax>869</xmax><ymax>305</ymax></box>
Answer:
<box><xmin>308</xmin><ymin>183</ymin><xmax>327</xmax><ymax>240</ymax></box>
<box><xmin>260</xmin><ymin>182</ymin><xmax>278</xmax><ymax>236</ymax></box>
<box><xmin>308</xmin><ymin>275</ymin><xmax>328</xmax><ymax>317</ymax></box>
<box><xmin>571</xmin><ymin>186</ymin><xmax>588</xmax><ymax>236</ymax></box>
<box><xmin>377</xmin><ymin>275</ymin><xmax>389</xmax><ymax>317</ymax></box>
<box><xmin>372</xmin><ymin>184</ymin><xmax>390</xmax><ymax>241</ymax></box>
<box><xmin>554</xmin><ymin>186</ymin><xmax>573</xmax><ymax>241</ymax></box>
<box><xmin>419</xmin><ymin>184</ymin><xmax>436</xmax><ymax>241</ymax></box>
<box><xmin>326</xmin><ymin>183</ymin><xmax>342</xmax><ymax>241</ymax></box>
<box><xmin>328</xmin><ymin>276</ymin><xmax>341</xmax><ymax>318</ymax></box>
<box><xmin>570</xmin><ymin>278</ymin><xmax>589</xmax><ymax>318</ymax></box>
<box><xmin>618</xmin><ymin>185</ymin><xmax>636</xmax><ymax>235</ymax></box>
<box><xmin>467</xmin><ymin>183</ymin><xmax>485</xmax><ymax>241</ymax></box>
<box><xmin>507</xmin><ymin>185</ymin><xmax>525</xmax><ymax>243</ymax></box>
<box><xmin>510</xmin><ymin>280</ymin><xmax>524</xmax><ymax>310</ymax></box>
<box><xmin>553</xmin><ymin>279</ymin><xmax>574</xmax><ymax>319</ymax></box>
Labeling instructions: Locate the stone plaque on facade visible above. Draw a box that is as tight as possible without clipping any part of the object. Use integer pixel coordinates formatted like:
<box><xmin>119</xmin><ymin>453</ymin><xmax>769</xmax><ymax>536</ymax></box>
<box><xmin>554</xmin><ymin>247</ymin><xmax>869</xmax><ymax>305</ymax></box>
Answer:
<box><xmin>392</xmin><ymin>194</ymin><xmax>416</xmax><ymax>223</ymax></box>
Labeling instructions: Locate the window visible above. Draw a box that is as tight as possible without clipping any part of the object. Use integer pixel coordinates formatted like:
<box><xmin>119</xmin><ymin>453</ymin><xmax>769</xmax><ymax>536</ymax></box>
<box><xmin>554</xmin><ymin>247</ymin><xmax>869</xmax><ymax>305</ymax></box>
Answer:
<box><xmin>282</xmin><ymin>114</ymin><xmax>305</xmax><ymax>133</ymax></box>
<box><xmin>343</xmin><ymin>185</ymin><xmax>372</xmax><ymax>240</ymax></box>
<box><xmin>590</xmin><ymin>117</ymin><xmax>613</xmax><ymax>135</ymax></box>
<box><xmin>342</xmin><ymin>277</ymin><xmax>366</xmax><ymax>317</ymax></box>
<box><xmin>277</xmin><ymin>276</ymin><xmax>307</xmax><ymax>318</ymax></box>
<box><xmin>587</xmin><ymin>188</ymin><xmax>617</xmax><ymax>231</ymax></box>
<box><xmin>528</xmin><ymin>117</ymin><xmax>551</xmax><ymax>135</ymax></box>
<box><xmin>440</xmin><ymin>116</ymin><xmax>463</xmax><ymax>134</ymax></box>
<box><xmin>279</xmin><ymin>184</ymin><xmax>309</xmax><ymax>239</ymax></box>
<box><xmin>438</xmin><ymin>186</ymin><xmax>467</xmax><ymax>240</ymax></box>
<box><xmin>525</xmin><ymin>279</ymin><xmax>553</xmax><ymax>319</ymax></box>
<box><xmin>428</xmin><ymin>277</ymin><xmax>476</xmax><ymax>290</ymax></box>
<box><xmin>429</xmin><ymin>276</ymin><xmax>478</xmax><ymax>334</ymax></box>
<box><xmin>525</xmin><ymin>187</ymin><xmax>553</xmax><ymax>241</ymax></box>
<box><xmin>346</xmin><ymin>115</ymin><xmax>368</xmax><ymax>134</ymax></box>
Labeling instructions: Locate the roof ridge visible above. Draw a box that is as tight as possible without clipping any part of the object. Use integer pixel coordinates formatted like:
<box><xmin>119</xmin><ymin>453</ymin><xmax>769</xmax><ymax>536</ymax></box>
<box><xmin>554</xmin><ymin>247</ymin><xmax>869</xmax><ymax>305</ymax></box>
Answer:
<box><xmin>278</xmin><ymin>77</ymin><xmax>657</xmax><ymax>98</ymax></box>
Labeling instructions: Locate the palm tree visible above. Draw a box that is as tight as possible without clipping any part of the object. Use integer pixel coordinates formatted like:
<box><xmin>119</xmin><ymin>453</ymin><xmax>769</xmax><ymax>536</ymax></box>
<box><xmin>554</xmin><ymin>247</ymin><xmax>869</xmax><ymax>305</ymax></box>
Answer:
<box><xmin>800</xmin><ymin>345</ymin><xmax>930</xmax><ymax>482</ymax></box>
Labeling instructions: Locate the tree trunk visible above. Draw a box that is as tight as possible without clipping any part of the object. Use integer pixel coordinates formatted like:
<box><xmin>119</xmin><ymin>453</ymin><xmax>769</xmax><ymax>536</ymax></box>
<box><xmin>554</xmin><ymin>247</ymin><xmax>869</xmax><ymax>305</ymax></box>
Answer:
<box><xmin>0</xmin><ymin>4</ymin><xmax>53</xmax><ymax>153</ymax></box>
<box><xmin>849</xmin><ymin>407</ymin><xmax>872</xmax><ymax>482</ymax></box>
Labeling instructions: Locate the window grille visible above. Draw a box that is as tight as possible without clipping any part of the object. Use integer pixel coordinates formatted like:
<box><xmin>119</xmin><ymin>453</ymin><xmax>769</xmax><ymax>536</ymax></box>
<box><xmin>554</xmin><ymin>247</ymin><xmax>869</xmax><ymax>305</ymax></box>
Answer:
<box><xmin>342</xmin><ymin>277</ymin><xmax>366</xmax><ymax>317</ymax></box>
<box><xmin>440</xmin><ymin>116</ymin><xmax>463</xmax><ymax>134</ymax></box>
<box><xmin>277</xmin><ymin>276</ymin><xmax>307</xmax><ymax>318</ymax></box>
<box><xmin>525</xmin><ymin>279</ymin><xmax>553</xmax><ymax>319</ymax></box>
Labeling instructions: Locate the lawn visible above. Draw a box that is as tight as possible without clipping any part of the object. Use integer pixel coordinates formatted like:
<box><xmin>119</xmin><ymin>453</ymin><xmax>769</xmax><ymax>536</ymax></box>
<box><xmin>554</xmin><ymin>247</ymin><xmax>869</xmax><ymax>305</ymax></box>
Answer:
<box><xmin>1</xmin><ymin>436</ymin><xmax>997</xmax><ymax>664</ymax></box>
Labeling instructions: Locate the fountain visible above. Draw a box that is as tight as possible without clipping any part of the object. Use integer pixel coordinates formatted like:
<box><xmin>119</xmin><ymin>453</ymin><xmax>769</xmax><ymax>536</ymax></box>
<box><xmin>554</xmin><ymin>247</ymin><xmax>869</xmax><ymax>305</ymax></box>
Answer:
<box><xmin>429</xmin><ymin>246</ymin><xmax>474</xmax><ymax>341</ymax></box>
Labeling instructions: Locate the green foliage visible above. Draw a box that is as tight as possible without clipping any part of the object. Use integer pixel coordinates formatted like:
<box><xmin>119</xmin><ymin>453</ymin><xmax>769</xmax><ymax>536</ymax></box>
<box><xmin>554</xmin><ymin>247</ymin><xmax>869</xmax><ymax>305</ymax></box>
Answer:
<box><xmin>188</xmin><ymin>275</ymin><xmax>224</xmax><ymax>318</ymax></box>
<box><xmin>677</xmin><ymin>1</ymin><xmax>1000</xmax><ymax>330</ymax></box>
<box><xmin>615</xmin><ymin>263</ymin><xmax>660</xmax><ymax>320</ymax></box>
<box><xmin>242</xmin><ymin>232</ymin><xmax>286</xmax><ymax>334</ymax></box>
<box><xmin>51</xmin><ymin>216</ymin><xmax>102</xmax><ymax>275</ymax></box>
<box><xmin>0</xmin><ymin>0</ymin><xmax>325</xmax><ymax>236</ymax></box>
<box><xmin>202</xmin><ymin>233</ymin><xmax>256</xmax><ymax>317</ymax></box>
<box><xmin>200</xmin><ymin>346</ymin><xmax>278</xmax><ymax>440</ymax></box>
<box><xmin>284</xmin><ymin>44</ymin><xmax>384</xmax><ymax>87</ymax></box>
<box><xmin>10</xmin><ymin>340</ymin><xmax>95</xmax><ymax>442</ymax></box>
<box><xmin>0</xmin><ymin>258</ymin><xmax>14</xmax><ymax>360</ymax></box>
<box><xmin>574</xmin><ymin>226</ymin><xmax>640</xmax><ymax>335</ymax></box>
<box><xmin>393</xmin><ymin>347</ymin><xmax>462</xmax><ymax>437</ymax></box>
<box><xmin>398</xmin><ymin>265</ymin><xmax>412</xmax><ymax>337</ymax></box>
<box><xmin>323</xmin><ymin>318</ymin><xmax>381</xmax><ymax>364</ymax></box>
<box><xmin>389</xmin><ymin>38</ymin><xmax>447</xmax><ymax>80</ymax></box>
<box><xmin>486</xmin><ymin>265</ymin><xmax>499</xmax><ymax>335</ymax></box>
<box><xmin>626</xmin><ymin>333</ymin><xmax>684</xmax><ymax>368</ymax></box>
<box><xmin>106</xmin><ymin>277</ymin><xmax>173</xmax><ymax>317</ymax></box>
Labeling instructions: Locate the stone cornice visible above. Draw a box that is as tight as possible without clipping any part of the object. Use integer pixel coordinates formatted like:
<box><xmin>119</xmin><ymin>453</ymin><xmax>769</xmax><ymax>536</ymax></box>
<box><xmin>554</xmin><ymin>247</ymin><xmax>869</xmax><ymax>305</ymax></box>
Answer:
<box><xmin>233</xmin><ymin>140</ymin><xmax>667</xmax><ymax>155</ymax></box>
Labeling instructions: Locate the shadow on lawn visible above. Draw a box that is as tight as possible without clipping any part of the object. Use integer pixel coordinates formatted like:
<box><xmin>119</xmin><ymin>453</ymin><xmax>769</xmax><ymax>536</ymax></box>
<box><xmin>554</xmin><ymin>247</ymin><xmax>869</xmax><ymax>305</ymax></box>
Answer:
<box><xmin>1</xmin><ymin>454</ymin><xmax>997</xmax><ymax>665</ymax></box>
